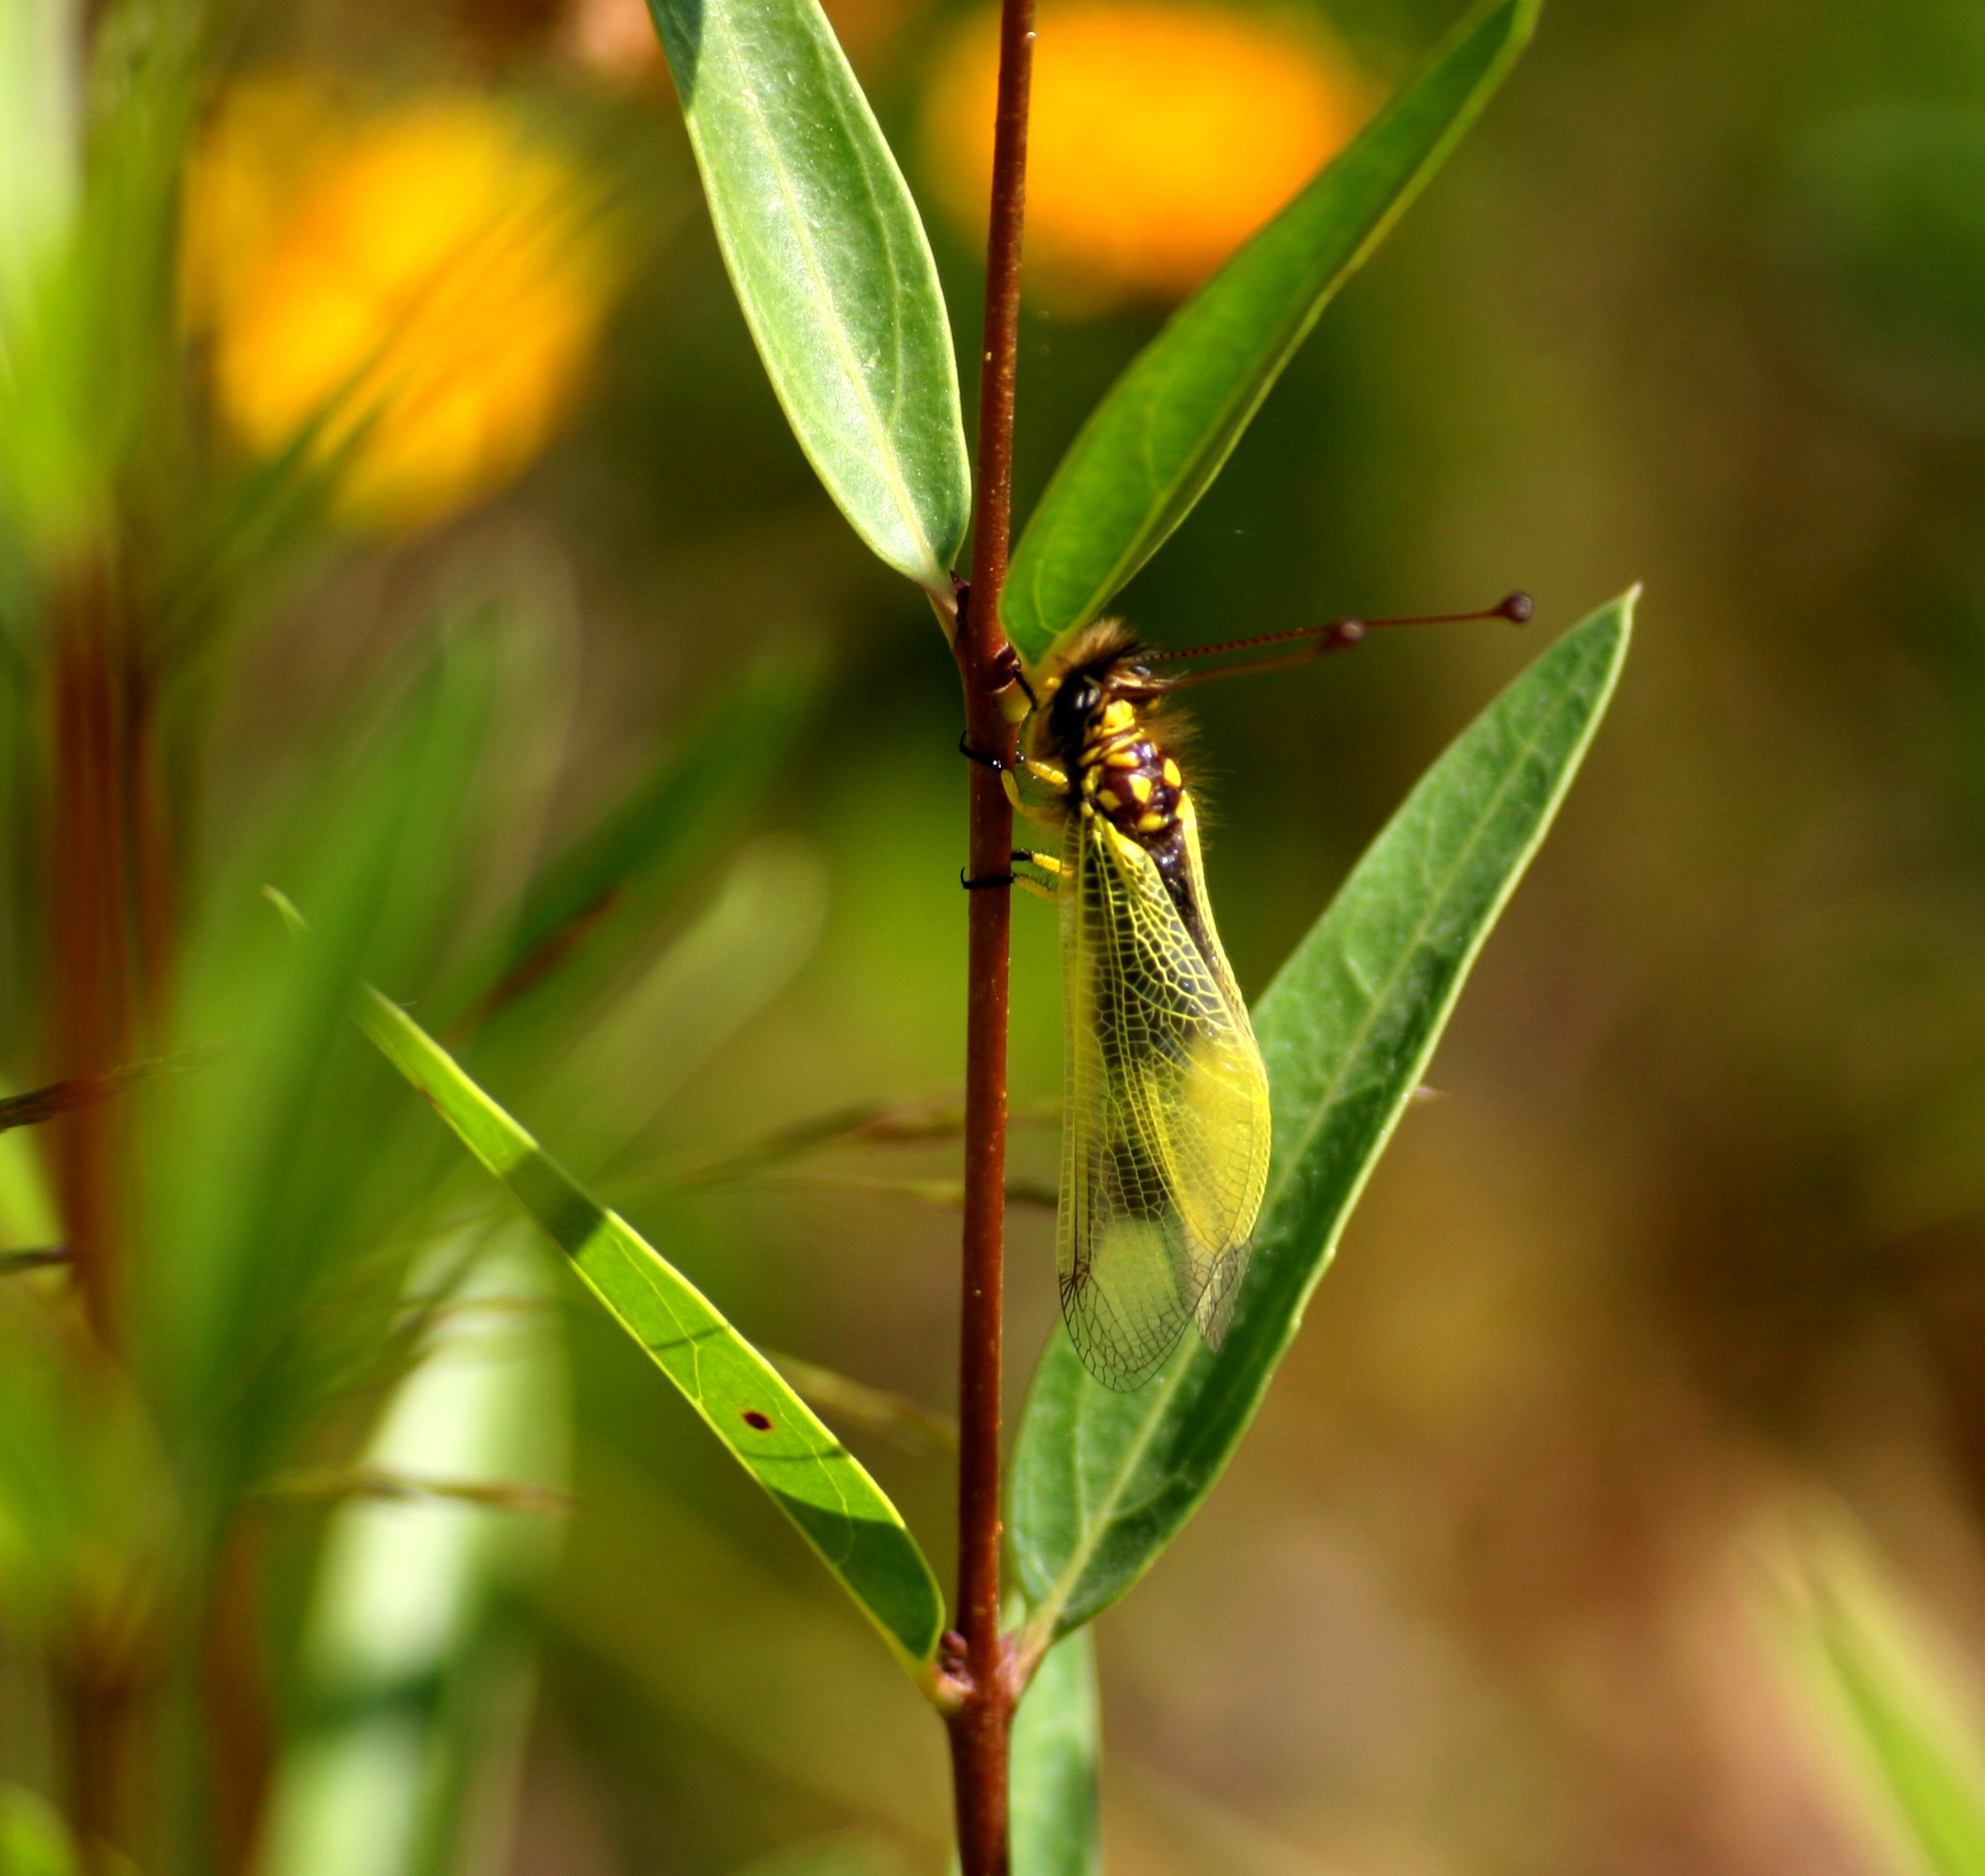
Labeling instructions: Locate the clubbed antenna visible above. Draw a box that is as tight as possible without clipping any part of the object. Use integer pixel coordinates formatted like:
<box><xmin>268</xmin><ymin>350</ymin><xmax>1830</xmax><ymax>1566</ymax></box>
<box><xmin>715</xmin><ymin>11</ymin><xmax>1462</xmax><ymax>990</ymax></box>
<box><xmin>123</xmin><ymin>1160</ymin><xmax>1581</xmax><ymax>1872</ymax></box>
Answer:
<box><xmin>1154</xmin><ymin>592</ymin><xmax>1533</xmax><ymax>685</ymax></box>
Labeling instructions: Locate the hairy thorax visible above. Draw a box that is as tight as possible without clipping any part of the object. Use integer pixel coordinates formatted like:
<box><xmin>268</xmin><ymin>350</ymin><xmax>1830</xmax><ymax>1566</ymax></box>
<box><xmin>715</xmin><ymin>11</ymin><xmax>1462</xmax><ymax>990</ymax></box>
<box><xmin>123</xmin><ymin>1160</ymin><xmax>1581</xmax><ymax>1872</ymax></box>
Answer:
<box><xmin>1074</xmin><ymin>697</ymin><xmax>1185</xmax><ymax>847</ymax></box>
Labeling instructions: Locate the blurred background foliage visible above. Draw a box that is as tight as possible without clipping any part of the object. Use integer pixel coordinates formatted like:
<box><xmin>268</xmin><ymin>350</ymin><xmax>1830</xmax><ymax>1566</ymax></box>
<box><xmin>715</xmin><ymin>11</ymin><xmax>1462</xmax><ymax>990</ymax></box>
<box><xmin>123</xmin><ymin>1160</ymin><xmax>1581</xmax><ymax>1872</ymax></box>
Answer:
<box><xmin>6</xmin><ymin>0</ymin><xmax>1985</xmax><ymax>1869</ymax></box>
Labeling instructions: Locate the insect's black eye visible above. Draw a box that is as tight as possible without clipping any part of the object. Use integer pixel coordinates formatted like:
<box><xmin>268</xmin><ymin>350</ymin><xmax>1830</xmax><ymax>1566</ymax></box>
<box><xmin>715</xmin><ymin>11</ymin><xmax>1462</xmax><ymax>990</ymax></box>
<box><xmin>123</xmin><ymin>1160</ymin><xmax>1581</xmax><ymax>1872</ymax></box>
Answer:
<box><xmin>1071</xmin><ymin>681</ymin><xmax>1099</xmax><ymax>716</ymax></box>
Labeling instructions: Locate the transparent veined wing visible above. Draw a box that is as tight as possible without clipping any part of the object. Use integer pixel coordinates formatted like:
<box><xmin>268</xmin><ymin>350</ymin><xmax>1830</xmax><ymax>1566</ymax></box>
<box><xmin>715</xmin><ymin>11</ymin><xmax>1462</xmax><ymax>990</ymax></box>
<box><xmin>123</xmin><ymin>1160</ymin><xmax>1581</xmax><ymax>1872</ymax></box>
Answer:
<box><xmin>1056</xmin><ymin>793</ymin><xmax>1272</xmax><ymax>1390</ymax></box>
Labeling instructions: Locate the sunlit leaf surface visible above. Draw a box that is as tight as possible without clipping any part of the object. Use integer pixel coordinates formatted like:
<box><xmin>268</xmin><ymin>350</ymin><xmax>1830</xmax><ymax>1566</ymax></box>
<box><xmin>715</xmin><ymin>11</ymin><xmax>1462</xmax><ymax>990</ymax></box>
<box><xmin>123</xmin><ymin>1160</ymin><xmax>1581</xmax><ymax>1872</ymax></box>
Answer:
<box><xmin>1010</xmin><ymin>594</ymin><xmax>1633</xmax><ymax>1639</ymax></box>
<box><xmin>1002</xmin><ymin>0</ymin><xmax>1540</xmax><ymax>662</ymax></box>
<box><xmin>360</xmin><ymin>990</ymin><xmax>948</xmax><ymax>1675</ymax></box>
<box><xmin>647</xmin><ymin>0</ymin><xmax>969</xmax><ymax>595</ymax></box>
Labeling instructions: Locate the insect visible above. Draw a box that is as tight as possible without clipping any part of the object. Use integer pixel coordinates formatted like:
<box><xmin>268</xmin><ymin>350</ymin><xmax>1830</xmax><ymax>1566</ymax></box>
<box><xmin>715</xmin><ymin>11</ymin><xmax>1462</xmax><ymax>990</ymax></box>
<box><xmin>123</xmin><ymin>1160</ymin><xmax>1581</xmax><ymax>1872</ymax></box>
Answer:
<box><xmin>968</xmin><ymin>595</ymin><xmax>1532</xmax><ymax>1391</ymax></box>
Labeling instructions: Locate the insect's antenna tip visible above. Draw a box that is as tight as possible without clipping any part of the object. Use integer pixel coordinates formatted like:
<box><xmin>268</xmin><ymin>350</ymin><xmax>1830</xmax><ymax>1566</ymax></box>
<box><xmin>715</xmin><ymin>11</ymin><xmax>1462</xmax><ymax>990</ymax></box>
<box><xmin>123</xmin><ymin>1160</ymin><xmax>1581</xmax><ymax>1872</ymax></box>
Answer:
<box><xmin>1151</xmin><ymin>591</ymin><xmax>1534</xmax><ymax>683</ymax></box>
<box><xmin>1361</xmin><ymin>592</ymin><xmax>1537</xmax><ymax>633</ymax></box>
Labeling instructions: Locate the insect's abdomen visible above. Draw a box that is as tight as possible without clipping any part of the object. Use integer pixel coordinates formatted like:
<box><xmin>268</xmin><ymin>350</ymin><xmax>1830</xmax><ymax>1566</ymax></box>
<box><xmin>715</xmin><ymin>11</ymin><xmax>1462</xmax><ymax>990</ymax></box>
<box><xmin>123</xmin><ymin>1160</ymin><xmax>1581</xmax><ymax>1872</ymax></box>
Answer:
<box><xmin>1078</xmin><ymin>704</ymin><xmax>1185</xmax><ymax>846</ymax></box>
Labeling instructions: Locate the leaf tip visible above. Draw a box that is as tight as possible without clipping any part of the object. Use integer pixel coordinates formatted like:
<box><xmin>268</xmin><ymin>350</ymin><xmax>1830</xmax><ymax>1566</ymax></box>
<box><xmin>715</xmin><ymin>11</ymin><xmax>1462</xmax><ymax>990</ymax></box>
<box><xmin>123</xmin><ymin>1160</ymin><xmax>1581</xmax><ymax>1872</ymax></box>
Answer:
<box><xmin>261</xmin><ymin>885</ymin><xmax>309</xmax><ymax>937</ymax></box>
<box><xmin>1600</xmin><ymin>582</ymin><xmax>1641</xmax><ymax>654</ymax></box>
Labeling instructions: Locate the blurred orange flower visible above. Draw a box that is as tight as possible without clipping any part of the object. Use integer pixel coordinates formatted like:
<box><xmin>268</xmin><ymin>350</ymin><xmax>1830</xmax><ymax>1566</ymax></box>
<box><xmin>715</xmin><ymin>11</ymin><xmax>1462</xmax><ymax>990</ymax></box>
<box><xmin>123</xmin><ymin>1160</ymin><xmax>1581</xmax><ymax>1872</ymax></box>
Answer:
<box><xmin>921</xmin><ymin>2</ymin><xmax>1365</xmax><ymax>307</ymax></box>
<box><xmin>183</xmin><ymin>82</ymin><xmax>610</xmax><ymax>532</ymax></box>
<box><xmin>565</xmin><ymin>0</ymin><xmax>665</xmax><ymax>84</ymax></box>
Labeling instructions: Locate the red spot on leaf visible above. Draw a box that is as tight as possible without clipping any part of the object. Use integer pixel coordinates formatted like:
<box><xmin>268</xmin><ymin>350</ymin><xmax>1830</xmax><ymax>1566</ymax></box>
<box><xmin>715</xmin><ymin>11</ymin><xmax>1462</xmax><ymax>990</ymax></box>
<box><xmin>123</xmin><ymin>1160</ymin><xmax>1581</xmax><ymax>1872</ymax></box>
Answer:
<box><xmin>742</xmin><ymin>1410</ymin><xmax>772</xmax><ymax>1430</ymax></box>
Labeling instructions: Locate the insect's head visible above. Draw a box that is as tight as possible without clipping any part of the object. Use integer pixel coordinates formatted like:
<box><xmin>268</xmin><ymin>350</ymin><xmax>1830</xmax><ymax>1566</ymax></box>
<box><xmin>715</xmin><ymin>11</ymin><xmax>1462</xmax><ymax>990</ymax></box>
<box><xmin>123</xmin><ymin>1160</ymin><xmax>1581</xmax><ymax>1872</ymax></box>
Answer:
<box><xmin>1037</xmin><ymin>620</ymin><xmax>1169</xmax><ymax>755</ymax></box>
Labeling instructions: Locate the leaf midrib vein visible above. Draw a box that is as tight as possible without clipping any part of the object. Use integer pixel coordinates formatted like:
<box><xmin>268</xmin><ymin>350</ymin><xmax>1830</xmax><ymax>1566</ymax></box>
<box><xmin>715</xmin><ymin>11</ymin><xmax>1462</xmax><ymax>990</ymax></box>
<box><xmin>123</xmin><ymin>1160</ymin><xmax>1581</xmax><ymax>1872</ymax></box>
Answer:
<box><xmin>700</xmin><ymin>4</ymin><xmax>934</xmax><ymax>578</ymax></box>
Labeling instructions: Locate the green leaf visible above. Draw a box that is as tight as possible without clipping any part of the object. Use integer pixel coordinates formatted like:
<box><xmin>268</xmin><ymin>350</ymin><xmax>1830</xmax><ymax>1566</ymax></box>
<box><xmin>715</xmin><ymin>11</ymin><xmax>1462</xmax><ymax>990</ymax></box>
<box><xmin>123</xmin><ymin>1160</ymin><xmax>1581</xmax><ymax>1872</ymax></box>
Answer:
<box><xmin>1001</xmin><ymin>0</ymin><xmax>1540</xmax><ymax>662</ymax></box>
<box><xmin>1012</xmin><ymin>1630</ymin><xmax>1102</xmax><ymax>1876</ymax></box>
<box><xmin>1010</xmin><ymin>593</ymin><xmax>1633</xmax><ymax>1641</ymax></box>
<box><xmin>647</xmin><ymin>0</ymin><xmax>969</xmax><ymax>595</ymax></box>
<box><xmin>0</xmin><ymin>0</ymin><xmax>77</xmax><ymax>323</ymax></box>
<box><xmin>1770</xmin><ymin>1517</ymin><xmax>1985</xmax><ymax>1876</ymax></box>
<box><xmin>0</xmin><ymin>0</ymin><xmax>194</xmax><ymax>568</ymax></box>
<box><xmin>360</xmin><ymin>989</ymin><xmax>948</xmax><ymax>1677</ymax></box>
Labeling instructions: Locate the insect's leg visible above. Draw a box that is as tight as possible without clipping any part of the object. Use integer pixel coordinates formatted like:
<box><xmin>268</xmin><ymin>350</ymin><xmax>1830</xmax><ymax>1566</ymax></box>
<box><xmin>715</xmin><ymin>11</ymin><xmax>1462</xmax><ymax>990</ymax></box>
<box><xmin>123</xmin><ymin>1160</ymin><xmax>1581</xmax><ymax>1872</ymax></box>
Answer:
<box><xmin>1007</xmin><ymin>778</ymin><xmax>1063</xmax><ymax>827</ymax></box>
<box><xmin>958</xmin><ymin>731</ymin><xmax>1066</xmax><ymax>825</ymax></box>
<box><xmin>957</xmin><ymin>732</ymin><xmax>1007</xmax><ymax>771</ymax></box>
<box><xmin>1009</xmin><ymin>848</ymin><xmax>1062</xmax><ymax>904</ymax></box>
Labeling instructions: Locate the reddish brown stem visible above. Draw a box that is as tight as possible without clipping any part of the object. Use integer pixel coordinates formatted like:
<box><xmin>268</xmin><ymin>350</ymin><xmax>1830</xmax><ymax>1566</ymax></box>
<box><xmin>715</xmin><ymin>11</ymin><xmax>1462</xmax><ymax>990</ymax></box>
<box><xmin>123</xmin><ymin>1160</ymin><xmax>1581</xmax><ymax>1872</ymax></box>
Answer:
<box><xmin>947</xmin><ymin>0</ymin><xmax>1037</xmax><ymax>1866</ymax></box>
<box><xmin>204</xmin><ymin>1514</ymin><xmax>274</xmax><ymax>1876</ymax></box>
<box><xmin>126</xmin><ymin>657</ymin><xmax>177</xmax><ymax>1029</ymax></box>
<box><xmin>59</xmin><ymin>1633</ymin><xmax>144</xmax><ymax>1876</ymax></box>
<box><xmin>49</xmin><ymin>564</ymin><xmax>144</xmax><ymax>1870</ymax></box>
<box><xmin>50</xmin><ymin>566</ymin><xmax>134</xmax><ymax>1349</ymax></box>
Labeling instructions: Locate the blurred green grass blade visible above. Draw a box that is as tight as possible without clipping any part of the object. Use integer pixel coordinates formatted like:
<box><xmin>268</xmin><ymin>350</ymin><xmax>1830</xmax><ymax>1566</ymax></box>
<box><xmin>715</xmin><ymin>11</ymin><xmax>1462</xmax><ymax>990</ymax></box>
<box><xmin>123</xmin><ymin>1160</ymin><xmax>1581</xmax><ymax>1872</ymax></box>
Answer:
<box><xmin>538</xmin><ymin>834</ymin><xmax>828</xmax><ymax>1171</ymax></box>
<box><xmin>1771</xmin><ymin>1521</ymin><xmax>1985</xmax><ymax>1876</ymax></box>
<box><xmin>259</xmin><ymin>1238</ymin><xmax>564</xmax><ymax>1876</ymax></box>
<box><xmin>454</xmin><ymin>644</ymin><xmax>820</xmax><ymax>1031</ymax></box>
<box><xmin>360</xmin><ymin>989</ymin><xmax>948</xmax><ymax>1676</ymax></box>
<box><xmin>1001</xmin><ymin>0</ymin><xmax>1539</xmax><ymax>662</ymax></box>
<box><xmin>1816</xmin><ymin>1620</ymin><xmax>1985</xmax><ymax>1876</ymax></box>
<box><xmin>645</xmin><ymin>0</ymin><xmax>968</xmax><ymax>596</ymax></box>
<box><xmin>1012</xmin><ymin>1631</ymin><xmax>1101</xmax><ymax>1876</ymax></box>
<box><xmin>0</xmin><ymin>1284</ymin><xmax>170</xmax><ymax>1650</ymax></box>
<box><xmin>0</xmin><ymin>1786</ymin><xmax>76</xmax><ymax>1876</ymax></box>
<box><xmin>0</xmin><ymin>0</ymin><xmax>192</xmax><ymax>565</ymax></box>
<box><xmin>766</xmin><ymin>1349</ymin><xmax>956</xmax><ymax>1455</ymax></box>
<box><xmin>1010</xmin><ymin>593</ymin><xmax>1633</xmax><ymax>1640</ymax></box>
<box><xmin>0</xmin><ymin>0</ymin><xmax>78</xmax><ymax>322</ymax></box>
<box><xmin>144</xmin><ymin>630</ymin><xmax>505</xmax><ymax>1510</ymax></box>
<box><xmin>0</xmin><ymin>1088</ymin><xmax>58</xmax><ymax>1246</ymax></box>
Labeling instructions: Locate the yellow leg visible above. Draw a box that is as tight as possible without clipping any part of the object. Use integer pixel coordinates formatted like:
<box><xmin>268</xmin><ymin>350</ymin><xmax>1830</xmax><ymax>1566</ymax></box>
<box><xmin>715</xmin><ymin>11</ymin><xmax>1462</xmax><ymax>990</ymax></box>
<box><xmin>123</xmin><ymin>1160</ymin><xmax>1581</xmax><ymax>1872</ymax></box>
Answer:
<box><xmin>1011</xmin><ymin>848</ymin><xmax>1063</xmax><ymax>903</ymax></box>
<box><xmin>1001</xmin><ymin>769</ymin><xmax>1065</xmax><ymax>828</ymax></box>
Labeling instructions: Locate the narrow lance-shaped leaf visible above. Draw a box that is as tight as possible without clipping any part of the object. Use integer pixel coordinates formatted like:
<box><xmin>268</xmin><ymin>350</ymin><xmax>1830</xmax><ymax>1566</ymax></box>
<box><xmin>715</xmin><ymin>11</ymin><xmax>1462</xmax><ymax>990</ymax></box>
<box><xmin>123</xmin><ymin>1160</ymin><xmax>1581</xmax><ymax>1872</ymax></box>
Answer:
<box><xmin>646</xmin><ymin>0</ymin><xmax>969</xmax><ymax>596</ymax></box>
<box><xmin>1010</xmin><ymin>594</ymin><xmax>1633</xmax><ymax>1643</ymax></box>
<box><xmin>1002</xmin><ymin>0</ymin><xmax>1540</xmax><ymax>662</ymax></box>
<box><xmin>360</xmin><ymin>989</ymin><xmax>948</xmax><ymax>1678</ymax></box>
<box><xmin>1011</xmin><ymin>1630</ymin><xmax>1102</xmax><ymax>1876</ymax></box>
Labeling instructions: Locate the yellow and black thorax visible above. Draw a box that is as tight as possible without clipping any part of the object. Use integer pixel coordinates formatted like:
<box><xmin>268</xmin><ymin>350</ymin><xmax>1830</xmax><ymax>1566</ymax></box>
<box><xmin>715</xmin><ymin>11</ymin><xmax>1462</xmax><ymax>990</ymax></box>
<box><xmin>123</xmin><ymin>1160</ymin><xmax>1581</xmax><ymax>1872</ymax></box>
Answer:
<box><xmin>1031</xmin><ymin>622</ymin><xmax>1213</xmax><ymax>940</ymax></box>
<box><xmin>1035</xmin><ymin>626</ymin><xmax>1184</xmax><ymax>835</ymax></box>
